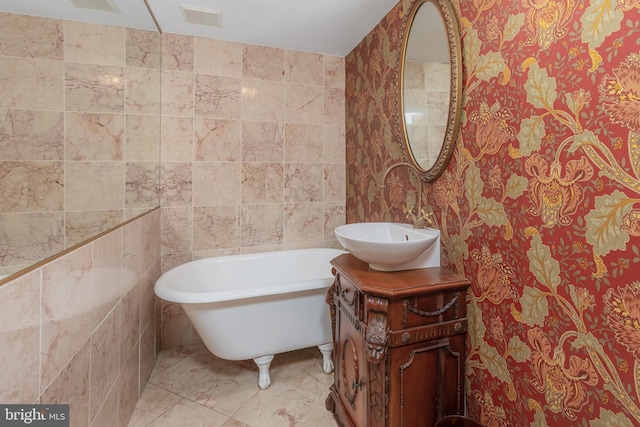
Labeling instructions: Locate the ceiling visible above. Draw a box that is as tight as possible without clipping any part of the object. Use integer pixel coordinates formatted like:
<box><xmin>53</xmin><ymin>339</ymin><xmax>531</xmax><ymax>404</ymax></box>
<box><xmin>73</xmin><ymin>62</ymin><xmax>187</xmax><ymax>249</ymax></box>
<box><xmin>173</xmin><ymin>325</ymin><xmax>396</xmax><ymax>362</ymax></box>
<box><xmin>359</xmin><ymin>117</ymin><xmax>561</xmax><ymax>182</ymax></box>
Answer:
<box><xmin>0</xmin><ymin>0</ymin><xmax>399</xmax><ymax>56</ymax></box>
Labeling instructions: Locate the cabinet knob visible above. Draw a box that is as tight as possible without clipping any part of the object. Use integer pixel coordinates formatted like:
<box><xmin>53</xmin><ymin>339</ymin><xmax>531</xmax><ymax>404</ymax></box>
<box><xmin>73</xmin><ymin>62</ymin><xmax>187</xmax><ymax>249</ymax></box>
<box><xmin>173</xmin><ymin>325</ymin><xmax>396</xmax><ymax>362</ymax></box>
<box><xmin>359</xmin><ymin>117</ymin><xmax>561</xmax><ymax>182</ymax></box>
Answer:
<box><xmin>454</xmin><ymin>322</ymin><xmax>462</xmax><ymax>332</ymax></box>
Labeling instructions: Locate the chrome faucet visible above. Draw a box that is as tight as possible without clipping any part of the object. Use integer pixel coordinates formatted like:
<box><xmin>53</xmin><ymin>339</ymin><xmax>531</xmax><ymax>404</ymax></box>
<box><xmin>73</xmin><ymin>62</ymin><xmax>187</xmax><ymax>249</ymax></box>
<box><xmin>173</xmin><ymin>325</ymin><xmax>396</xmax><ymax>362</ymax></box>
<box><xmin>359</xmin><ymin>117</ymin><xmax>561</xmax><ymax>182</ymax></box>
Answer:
<box><xmin>380</xmin><ymin>162</ymin><xmax>434</xmax><ymax>229</ymax></box>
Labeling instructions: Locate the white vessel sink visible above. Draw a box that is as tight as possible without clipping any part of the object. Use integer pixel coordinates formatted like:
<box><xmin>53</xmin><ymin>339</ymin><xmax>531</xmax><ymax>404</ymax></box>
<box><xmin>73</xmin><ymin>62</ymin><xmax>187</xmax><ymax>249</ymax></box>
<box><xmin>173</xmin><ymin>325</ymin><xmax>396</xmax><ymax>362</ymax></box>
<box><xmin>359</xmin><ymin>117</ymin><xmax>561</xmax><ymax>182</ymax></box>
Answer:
<box><xmin>334</xmin><ymin>222</ymin><xmax>440</xmax><ymax>271</ymax></box>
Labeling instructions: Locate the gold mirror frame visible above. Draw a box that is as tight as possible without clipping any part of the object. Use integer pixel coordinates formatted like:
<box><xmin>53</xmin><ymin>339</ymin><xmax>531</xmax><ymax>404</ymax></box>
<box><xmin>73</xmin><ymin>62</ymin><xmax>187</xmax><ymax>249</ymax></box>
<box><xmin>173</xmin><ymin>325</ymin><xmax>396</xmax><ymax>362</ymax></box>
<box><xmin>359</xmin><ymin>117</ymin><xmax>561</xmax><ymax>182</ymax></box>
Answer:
<box><xmin>398</xmin><ymin>0</ymin><xmax>462</xmax><ymax>182</ymax></box>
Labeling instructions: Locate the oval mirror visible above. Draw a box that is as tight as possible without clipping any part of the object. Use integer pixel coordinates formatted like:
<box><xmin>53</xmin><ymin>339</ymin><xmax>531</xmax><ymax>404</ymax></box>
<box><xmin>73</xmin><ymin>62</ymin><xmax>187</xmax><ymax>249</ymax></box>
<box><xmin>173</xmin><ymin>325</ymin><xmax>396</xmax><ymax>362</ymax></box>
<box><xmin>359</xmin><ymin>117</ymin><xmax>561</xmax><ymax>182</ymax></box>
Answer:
<box><xmin>399</xmin><ymin>0</ymin><xmax>462</xmax><ymax>181</ymax></box>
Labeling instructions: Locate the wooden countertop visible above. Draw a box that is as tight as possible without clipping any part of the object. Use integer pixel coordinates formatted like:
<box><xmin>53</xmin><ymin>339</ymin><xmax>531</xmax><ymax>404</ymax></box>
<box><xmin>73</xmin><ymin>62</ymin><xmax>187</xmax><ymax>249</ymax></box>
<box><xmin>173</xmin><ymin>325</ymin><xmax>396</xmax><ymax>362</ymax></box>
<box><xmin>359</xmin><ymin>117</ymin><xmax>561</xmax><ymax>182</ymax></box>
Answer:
<box><xmin>331</xmin><ymin>253</ymin><xmax>470</xmax><ymax>298</ymax></box>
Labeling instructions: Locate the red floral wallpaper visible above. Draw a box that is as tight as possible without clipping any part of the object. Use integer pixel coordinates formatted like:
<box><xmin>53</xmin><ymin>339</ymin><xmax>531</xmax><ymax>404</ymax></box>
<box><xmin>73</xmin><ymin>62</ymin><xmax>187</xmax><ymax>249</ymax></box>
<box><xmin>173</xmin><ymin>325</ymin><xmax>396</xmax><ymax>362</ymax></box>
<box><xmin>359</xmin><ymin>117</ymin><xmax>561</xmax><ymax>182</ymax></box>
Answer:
<box><xmin>345</xmin><ymin>0</ymin><xmax>640</xmax><ymax>425</ymax></box>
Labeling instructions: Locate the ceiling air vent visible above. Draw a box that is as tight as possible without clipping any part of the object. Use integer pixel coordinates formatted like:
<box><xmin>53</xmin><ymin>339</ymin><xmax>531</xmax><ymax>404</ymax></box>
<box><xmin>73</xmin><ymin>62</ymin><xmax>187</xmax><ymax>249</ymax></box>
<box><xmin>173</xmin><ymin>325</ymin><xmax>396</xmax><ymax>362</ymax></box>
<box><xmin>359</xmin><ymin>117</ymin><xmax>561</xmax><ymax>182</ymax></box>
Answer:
<box><xmin>69</xmin><ymin>0</ymin><xmax>121</xmax><ymax>13</ymax></box>
<box><xmin>181</xmin><ymin>4</ymin><xmax>222</xmax><ymax>28</ymax></box>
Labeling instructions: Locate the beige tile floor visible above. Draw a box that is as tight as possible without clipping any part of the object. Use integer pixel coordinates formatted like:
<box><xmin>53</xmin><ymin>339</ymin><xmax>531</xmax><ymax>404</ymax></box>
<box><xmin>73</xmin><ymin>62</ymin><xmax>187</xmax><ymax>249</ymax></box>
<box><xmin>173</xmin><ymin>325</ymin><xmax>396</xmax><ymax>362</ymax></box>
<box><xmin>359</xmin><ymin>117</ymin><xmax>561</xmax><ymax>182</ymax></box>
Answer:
<box><xmin>128</xmin><ymin>343</ymin><xmax>338</xmax><ymax>426</ymax></box>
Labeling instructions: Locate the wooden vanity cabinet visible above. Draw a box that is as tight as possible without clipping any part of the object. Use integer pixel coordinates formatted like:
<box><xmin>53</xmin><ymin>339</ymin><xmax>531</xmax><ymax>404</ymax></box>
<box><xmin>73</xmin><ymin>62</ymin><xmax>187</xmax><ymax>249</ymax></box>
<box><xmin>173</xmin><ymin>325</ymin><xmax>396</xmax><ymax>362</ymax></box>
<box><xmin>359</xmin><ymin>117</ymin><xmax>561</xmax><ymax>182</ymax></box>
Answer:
<box><xmin>325</xmin><ymin>254</ymin><xmax>470</xmax><ymax>427</ymax></box>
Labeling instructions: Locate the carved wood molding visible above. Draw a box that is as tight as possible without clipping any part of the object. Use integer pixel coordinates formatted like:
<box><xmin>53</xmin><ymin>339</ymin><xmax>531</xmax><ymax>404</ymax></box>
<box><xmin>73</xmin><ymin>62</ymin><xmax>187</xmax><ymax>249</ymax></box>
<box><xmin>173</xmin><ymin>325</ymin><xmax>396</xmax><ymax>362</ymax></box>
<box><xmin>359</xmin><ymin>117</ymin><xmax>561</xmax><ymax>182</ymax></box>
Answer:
<box><xmin>365</xmin><ymin>296</ymin><xmax>389</xmax><ymax>363</ymax></box>
<box><xmin>368</xmin><ymin>360</ymin><xmax>386</xmax><ymax>425</ymax></box>
<box><xmin>341</xmin><ymin>337</ymin><xmax>362</xmax><ymax>410</ymax></box>
<box><xmin>327</xmin><ymin>280</ymin><xmax>336</xmax><ymax>342</ymax></box>
<box><xmin>339</xmin><ymin>303</ymin><xmax>362</xmax><ymax>333</ymax></box>
<box><xmin>402</xmin><ymin>292</ymin><xmax>460</xmax><ymax>326</ymax></box>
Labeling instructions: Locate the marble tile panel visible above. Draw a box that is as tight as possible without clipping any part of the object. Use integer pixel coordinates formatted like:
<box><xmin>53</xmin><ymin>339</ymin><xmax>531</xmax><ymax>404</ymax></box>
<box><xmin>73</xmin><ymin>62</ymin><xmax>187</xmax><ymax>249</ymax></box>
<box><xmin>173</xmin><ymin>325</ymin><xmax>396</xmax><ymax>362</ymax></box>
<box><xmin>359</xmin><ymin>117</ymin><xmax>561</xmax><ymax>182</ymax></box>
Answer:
<box><xmin>161</xmin><ymin>116</ymin><xmax>193</xmax><ymax>162</ymax></box>
<box><xmin>232</xmin><ymin>381</ymin><xmax>335</xmax><ymax>427</ymax></box>
<box><xmin>240</xmin><ymin>204</ymin><xmax>283</xmax><ymax>247</ymax></box>
<box><xmin>242</xmin><ymin>121</ymin><xmax>284</xmax><ymax>162</ymax></box>
<box><xmin>222</xmin><ymin>419</ymin><xmax>251</xmax><ymax>427</ymax></box>
<box><xmin>284</xmin><ymin>202</ymin><xmax>324</xmax><ymax>244</ymax></box>
<box><xmin>324</xmin><ymin>164</ymin><xmax>346</xmax><ymax>202</ymax></box>
<box><xmin>193</xmin><ymin>206</ymin><xmax>239</xmax><ymax>251</ymax></box>
<box><xmin>122</xmin><ymin>217</ymin><xmax>144</xmax><ymax>294</ymax></box>
<box><xmin>126</xmin><ymin>28</ymin><xmax>162</xmax><ymax>69</ymax></box>
<box><xmin>285</xmin><ymin>50</ymin><xmax>323</xmax><ymax>85</ymax></box>
<box><xmin>126</xmin><ymin>162</ymin><xmax>160</xmax><ymax>209</ymax></box>
<box><xmin>0</xmin><ymin>12</ymin><xmax>63</xmax><ymax>59</ymax></box>
<box><xmin>89</xmin><ymin>307</ymin><xmax>120</xmax><ymax>423</ymax></box>
<box><xmin>40</xmin><ymin>245</ymin><xmax>94</xmax><ymax>389</ymax></box>
<box><xmin>426</xmin><ymin>90</ymin><xmax>451</xmax><ymax>125</ymax></box>
<box><xmin>0</xmin><ymin>57</ymin><xmax>63</xmax><ymax>110</ymax></box>
<box><xmin>65</xmin><ymin>161</ymin><xmax>125</xmax><ymax>211</ymax></box>
<box><xmin>65</xmin><ymin>209</ymin><xmax>124</xmax><ymax>248</ymax></box>
<box><xmin>40</xmin><ymin>340</ymin><xmax>91</xmax><ymax>426</ymax></box>
<box><xmin>241</xmin><ymin>79</ymin><xmax>284</xmax><ymax>122</ymax></box>
<box><xmin>285</xmin><ymin>83</ymin><xmax>323</xmax><ymax>124</ymax></box>
<box><xmin>161</xmin><ymin>253</ymin><xmax>192</xmax><ymax>273</ymax></box>
<box><xmin>126</xmin><ymin>67</ymin><xmax>161</xmax><ymax>114</ymax></box>
<box><xmin>160</xmin><ymin>207</ymin><xmax>193</xmax><ymax>254</ymax></box>
<box><xmin>323</xmin><ymin>125</ymin><xmax>346</xmax><ymax>164</ymax></box>
<box><xmin>241</xmin><ymin>163</ymin><xmax>284</xmax><ymax>204</ymax></box>
<box><xmin>284</xmin><ymin>123</ymin><xmax>322</xmax><ymax>163</ymax></box>
<box><xmin>90</xmin><ymin>376</ymin><xmax>119</xmax><ymax>427</ymax></box>
<box><xmin>185</xmin><ymin>359</ymin><xmax>259</xmax><ymax>417</ymax></box>
<box><xmin>324</xmin><ymin>87</ymin><xmax>345</xmax><ymax>126</ymax></box>
<box><xmin>267</xmin><ymin>348</ymin><xmax>334</xmax><ymax>396</ymax></box>
<box><xmin>127</xmin><ymin>383</ymin><xmax>183</xmax><ymax>427</ymax></box>
<box><xmin>142</xmin><ymin>210</ymin><xmax>161</xmax><ymax>271</ymax></box>
<box><xmin>91</xmin><ymin>227</ymin><xmax>123</xmax><ymax>323</ymax></box>
<box><xmin>191</xmin><ymin>248</ymin><xmax>240</xmax><ymax>261</ymax></box>
<box><xmin>195</xmin><ymin>37</ymin><xmax>242</xmax><ymax>77</ymax></box>
<box><xmin>0</xmin><ymin>212</ymin><xmax>64</xmax><ymax>266</ymax></box>
<box><xmin>149</xmin><ymin>344</ymin><xmax>245</xmax><ymax>398</ymax></box>
<box><xmin>65</xmin><ymin>63</ymin><xmax>125</xmax><ymax>113</ymax></box>
<box><xmin>159</xmin><ymin>302</ymin><xmax>201</xmax><ymax>348</ymax></box>
<box><xmin>284</xmin><ymin>163</ymin><xmax>323</xmax><ymax>203</ymax></box>
<box><xmin>140</xmin><ymin>322</ymin><xmax>156</xmax><ymax>390</ymax></box>
<box><xmin>120</xmin><ymin>285</ymin><xmax>140</xmax><ymax>367</ymax></box>
<box><xmin>119</xmin><ymin>342</ymin><xmax>140</xmax><ymax>427</ymax></box>
<box><xmin>126</xmin><ymin>207</ymin><xmax>153</xmax><ymax>221</ymax></box>
<box><xmin>323</xmin><ymin>202</ymin><xmax>345</xmax><ymax>240</ymax></box>
<box><xmin>64</xmin><ymin>21</ymin><xmax>124</xmax><ymax>66</ymax></box>
<box><xmin>139</xmin><ymin>267</ymin><xmax>156</xmax><ymax>332</ymax></box>
<box><xmin>0</xmin><ymin>161</ymin><xmax>64</xmax><ymax>212</ymax></box>
<box><xmin>404</xmin><ymin>60</ymin><xmax>426</xmax><ymax>90</ymax></box>
<box><xmin>194</xmin><ymin>74</ymin><xmax>241</xmax><ymax>119</ymax></box>
<box><xmin>65</xmin><ymin>112</ymin><xmax>124</xmax><ymax>160</ymax></box>
<box><xmin>159</xmin><ymin>162</ymin><xmax>193</xmax><ymax>207</ymax></box>
<box><xmin>193</xmin><ymin>162</ymin><xmax>241</xmax><ymax>206</ymax></box>
<box><xmin>126</xmin><ymin>114</ymin><xmax>161</xmax><ymax>161</ymax></box>
<box><xmin>242</xmin><ymin>45</ymin><xmax>284</xmax><ymax>81</ymax></box>
<box><xmin>0</xmin><ymin>109</ymin><xmax>64</xmax><ymax>161</ymax></box>
<box><xmin>0</xmin><ymin>269</ymin><xmax>40</xmax><ymax>403</ymax></box>
<box><xmin>194</xmin><ymin>118</ymin><xmax>241</xmax><ymax>161</ymax></box>
<box><xmin>148</xmin><ymin>396</ymin><xmax>229</xmax><ymax>426</ymax></box>
<box><xmin>162</xmin><ymin>33</ymin><xmax>194</xmax><ymax>72</ymax></box>
<box><xmin>424</xmin><ymin>62</ymin><xmax>451</xmax><ymax>92</ymax></box>
<box><xmin>161</xmin><ymin>70</ymin><xmax>194</xmax><ymax>117</ymax></box>
<box><xmin>323</xmin><ymin>55</ymin><xmax>345</xmax><ymax>89</ymax></box>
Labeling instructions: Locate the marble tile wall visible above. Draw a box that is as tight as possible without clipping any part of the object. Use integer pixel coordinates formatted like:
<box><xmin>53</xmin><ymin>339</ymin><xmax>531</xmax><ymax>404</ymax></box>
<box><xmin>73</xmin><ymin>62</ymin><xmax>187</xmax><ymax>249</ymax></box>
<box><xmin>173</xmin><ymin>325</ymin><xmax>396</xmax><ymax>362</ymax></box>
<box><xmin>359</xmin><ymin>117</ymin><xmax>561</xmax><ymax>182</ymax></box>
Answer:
<box><xmin>158</xmin><ymin>35</ymin><xmax>347</xmax><ymax>348</ymax></box>
<box><xmin>0</xmin><ymin>13</ymin><xmax>161</xmax><ymax>277</ymax></box>
<box><xmin>403</xmin><ymin>60</ymin><xmax>450</xmax><ymax>167</ymax></box>
<box><xmin>0</xmin><ymin>208</ymin><xmax>161</xmax><ymax>427</ymax></box>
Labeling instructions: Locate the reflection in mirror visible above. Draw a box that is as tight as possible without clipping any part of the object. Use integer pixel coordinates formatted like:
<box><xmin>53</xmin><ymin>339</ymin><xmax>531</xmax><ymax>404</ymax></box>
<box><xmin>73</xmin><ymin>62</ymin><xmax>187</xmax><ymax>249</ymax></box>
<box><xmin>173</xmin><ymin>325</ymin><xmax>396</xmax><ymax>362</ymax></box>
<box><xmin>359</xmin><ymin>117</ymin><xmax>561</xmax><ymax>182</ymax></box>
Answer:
<box><xmin>399</xmin><ymin>0</ymin><xmax>461</xmax><ymax>181</ymax></box>
<box><xmin>0</xmin><ymin>7</ymin><xmax>161</xmax><ymax>281</ymax></box>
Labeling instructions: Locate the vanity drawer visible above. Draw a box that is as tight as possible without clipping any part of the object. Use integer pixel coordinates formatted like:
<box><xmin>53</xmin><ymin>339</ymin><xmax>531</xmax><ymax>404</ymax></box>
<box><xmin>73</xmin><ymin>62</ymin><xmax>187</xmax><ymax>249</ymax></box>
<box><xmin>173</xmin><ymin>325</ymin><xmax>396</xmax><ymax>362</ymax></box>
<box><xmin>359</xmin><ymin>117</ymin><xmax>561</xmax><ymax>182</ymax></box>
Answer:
<box><xmin>401</xmin><ymin>289</ymin><xmax>467</xmax><ymax>329</ymax></box>
<box><xmin>334</xmin><ymin>273</ymin><xmax>363</xmax><ymax>321</ymax></box>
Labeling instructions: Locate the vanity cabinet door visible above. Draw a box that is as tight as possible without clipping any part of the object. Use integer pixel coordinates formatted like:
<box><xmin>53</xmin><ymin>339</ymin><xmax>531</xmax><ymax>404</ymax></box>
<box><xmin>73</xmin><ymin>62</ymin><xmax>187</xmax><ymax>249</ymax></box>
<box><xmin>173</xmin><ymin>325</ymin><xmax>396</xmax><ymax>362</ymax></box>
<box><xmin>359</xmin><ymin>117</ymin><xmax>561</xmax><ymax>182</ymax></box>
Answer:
<box><xmin>334</xmin><ymin>307</ymin><xmax>367</xmax><ymax>426</ymax></box>
<box><xmin>388</xmin><ymin>334</ymin><xmax>466</xmax><ymax>426</ymax></box>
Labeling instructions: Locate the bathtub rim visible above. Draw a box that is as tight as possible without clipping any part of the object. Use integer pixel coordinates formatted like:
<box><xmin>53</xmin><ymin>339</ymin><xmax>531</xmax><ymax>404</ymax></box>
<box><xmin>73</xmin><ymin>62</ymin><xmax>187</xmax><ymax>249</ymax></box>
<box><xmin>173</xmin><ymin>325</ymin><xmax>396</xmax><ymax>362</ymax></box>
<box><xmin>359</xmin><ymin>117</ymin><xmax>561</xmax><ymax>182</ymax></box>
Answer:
<box><xmin>154</xmin><ymin>247</ymin><xmax>346</xmax><ymax>304</ymax></box>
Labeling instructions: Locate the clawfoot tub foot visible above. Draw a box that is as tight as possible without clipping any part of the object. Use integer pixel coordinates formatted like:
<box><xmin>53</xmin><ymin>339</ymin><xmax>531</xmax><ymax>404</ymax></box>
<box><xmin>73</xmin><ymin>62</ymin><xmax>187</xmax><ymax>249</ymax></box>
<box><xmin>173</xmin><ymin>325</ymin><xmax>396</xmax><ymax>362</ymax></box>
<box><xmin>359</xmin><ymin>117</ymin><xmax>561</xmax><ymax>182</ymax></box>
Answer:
<box><xmin>318</xmin><ymin>343</ymin><xmax>334</xmax><ymax>373</ymax></box>
<box><xmin>253</xmin><ymin>355</ymin><xmax>275</xmax><ymax>389</ymax></box>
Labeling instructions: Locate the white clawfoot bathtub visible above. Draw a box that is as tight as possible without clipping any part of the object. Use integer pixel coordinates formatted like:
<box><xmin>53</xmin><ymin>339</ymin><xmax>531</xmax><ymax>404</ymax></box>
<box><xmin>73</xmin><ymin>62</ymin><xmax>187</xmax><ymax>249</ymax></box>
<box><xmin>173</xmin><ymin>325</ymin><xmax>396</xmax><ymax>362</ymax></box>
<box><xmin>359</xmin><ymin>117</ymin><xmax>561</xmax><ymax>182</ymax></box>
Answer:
<box><xmin>154</xmin><ymin>248</ymin><xmax>345</xmax><ymax>389</ymax></box>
